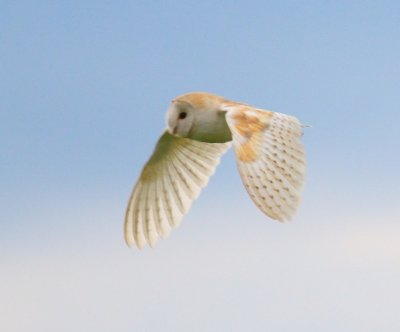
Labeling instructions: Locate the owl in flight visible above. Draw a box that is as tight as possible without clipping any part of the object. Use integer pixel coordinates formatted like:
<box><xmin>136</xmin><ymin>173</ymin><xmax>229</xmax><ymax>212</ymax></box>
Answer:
<box><xmin>125</xmin><ymin>92</ymin><xmax>306</xmax><ymax>248</ymax></box>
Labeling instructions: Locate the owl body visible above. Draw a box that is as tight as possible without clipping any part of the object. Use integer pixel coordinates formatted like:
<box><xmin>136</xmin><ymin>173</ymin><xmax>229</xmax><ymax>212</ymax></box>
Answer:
<box><xmin>125</xmin><ymin>92</ymin><xmax>306</xmax><ymax>248</ymax></box>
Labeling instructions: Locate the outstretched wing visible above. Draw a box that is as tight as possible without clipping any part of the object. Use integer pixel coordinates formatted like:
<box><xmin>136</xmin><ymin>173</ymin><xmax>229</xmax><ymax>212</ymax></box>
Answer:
<box><xmin>125</xmin><ymin>131</ymin><xmax>231</xmax><ymax>248</ymax></box>
<box><xmin>225</xmin><ymin>106</ymin><xmax>306</xmax><ymax>221</ymax></box>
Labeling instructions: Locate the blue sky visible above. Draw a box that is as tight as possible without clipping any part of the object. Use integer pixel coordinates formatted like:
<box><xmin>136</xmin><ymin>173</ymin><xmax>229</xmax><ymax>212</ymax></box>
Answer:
<box><xmin>1</xmin><ymin>1</ymin><xmax>400</xmax><ymax>331</ymax></box>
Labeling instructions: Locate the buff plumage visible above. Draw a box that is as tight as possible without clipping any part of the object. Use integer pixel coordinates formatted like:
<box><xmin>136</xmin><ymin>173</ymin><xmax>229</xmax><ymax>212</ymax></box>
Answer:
<box><xmin>125</xmin><ymin>92</ymin><xmax>306</xmax><ymax>249</ymax></box>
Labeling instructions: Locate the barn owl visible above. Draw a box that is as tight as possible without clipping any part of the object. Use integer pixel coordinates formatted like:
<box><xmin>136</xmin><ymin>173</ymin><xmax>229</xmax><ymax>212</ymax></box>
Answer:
<box><xmin>125</xmin><ymin>92</ymin><xmax>306</xmax><ymax>248</ymax></box>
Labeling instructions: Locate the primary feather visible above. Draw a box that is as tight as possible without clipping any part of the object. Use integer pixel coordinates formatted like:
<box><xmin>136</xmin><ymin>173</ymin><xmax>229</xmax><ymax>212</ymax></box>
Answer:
<box><xmin>124</xmin><ymin>131</ymin><xmax>230</xmax><ymax>248</ymax></box>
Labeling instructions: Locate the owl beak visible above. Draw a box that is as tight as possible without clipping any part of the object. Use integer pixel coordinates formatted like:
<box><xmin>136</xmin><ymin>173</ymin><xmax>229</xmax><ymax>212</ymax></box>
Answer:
<box><xmin>167</xmin><ymin>125</ymin><xmax>178</xmax><ymax>135</ymax></box>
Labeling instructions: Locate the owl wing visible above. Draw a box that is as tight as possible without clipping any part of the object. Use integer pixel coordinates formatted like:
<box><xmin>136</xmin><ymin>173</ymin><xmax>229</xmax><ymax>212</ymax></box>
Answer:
<box><xmin>224</xmin><ymin>106</ymin><xmax>306</xmax><ymax>221</ymax></box>
<box><xmin>125</xmin><ymin>130</ymin><xmax>231</xmax><ymax>248</ymax></box>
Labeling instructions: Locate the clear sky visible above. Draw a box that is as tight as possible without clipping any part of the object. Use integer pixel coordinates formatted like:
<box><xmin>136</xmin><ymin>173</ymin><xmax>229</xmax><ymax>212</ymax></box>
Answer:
<box><xmin>1</xmin><ymin>1</ymin><xmax>400</xmax><ymax>331</ymax></box>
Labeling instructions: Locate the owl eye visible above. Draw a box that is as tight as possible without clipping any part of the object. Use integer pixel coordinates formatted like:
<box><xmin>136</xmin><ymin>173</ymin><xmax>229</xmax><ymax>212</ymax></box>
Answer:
<box><xmin>178</xmin><ymin>112</ymin><xmax>187</xmax><ymax>120</ymax></box>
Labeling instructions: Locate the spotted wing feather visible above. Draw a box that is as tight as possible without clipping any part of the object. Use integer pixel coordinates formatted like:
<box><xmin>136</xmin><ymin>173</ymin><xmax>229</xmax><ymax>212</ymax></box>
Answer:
<box><xmin>225</xmin><ymin>106</ymin><xmax>306</xmax><ymax>221</ymax></box>
<box><xmin>125</xmin><ymin>131</ymin><xmax>230</xmax><ymax>248</ymax></box>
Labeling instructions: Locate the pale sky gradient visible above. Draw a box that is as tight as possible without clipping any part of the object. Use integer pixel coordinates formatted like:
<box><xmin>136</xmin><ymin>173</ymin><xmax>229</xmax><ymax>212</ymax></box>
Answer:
<box><xmin>1</xmin><ymin>1</ymin><xmax>400</xmax><ymax>331</ymax></box>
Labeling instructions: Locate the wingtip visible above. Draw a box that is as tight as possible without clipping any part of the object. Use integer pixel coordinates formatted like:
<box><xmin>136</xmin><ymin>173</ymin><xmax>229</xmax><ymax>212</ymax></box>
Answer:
<box><xmin>124</xmin><ymin>235</ymin><xmax>134</xmax><ymax>248</ymax></box>
<box><xmin>124</xmin><ymin>231</ymin><xmax>145</xmax><ymax>249</ymax></box>
<box><xmin>147</xmin><ymin>235</ymin><xmax>159</xmax><ymax>248</ymax></box>
<box><xmin>135</xmin><ymin>242</ymin><xmax>145</xmax><ymax>250</ymax></box>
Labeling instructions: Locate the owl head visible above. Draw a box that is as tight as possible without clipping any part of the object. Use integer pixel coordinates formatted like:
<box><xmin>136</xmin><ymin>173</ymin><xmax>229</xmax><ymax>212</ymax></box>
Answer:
<box><xmin>167</xmin><ymin>98</ymin><xmax>195</xmax><ymax>138</ymax></box>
